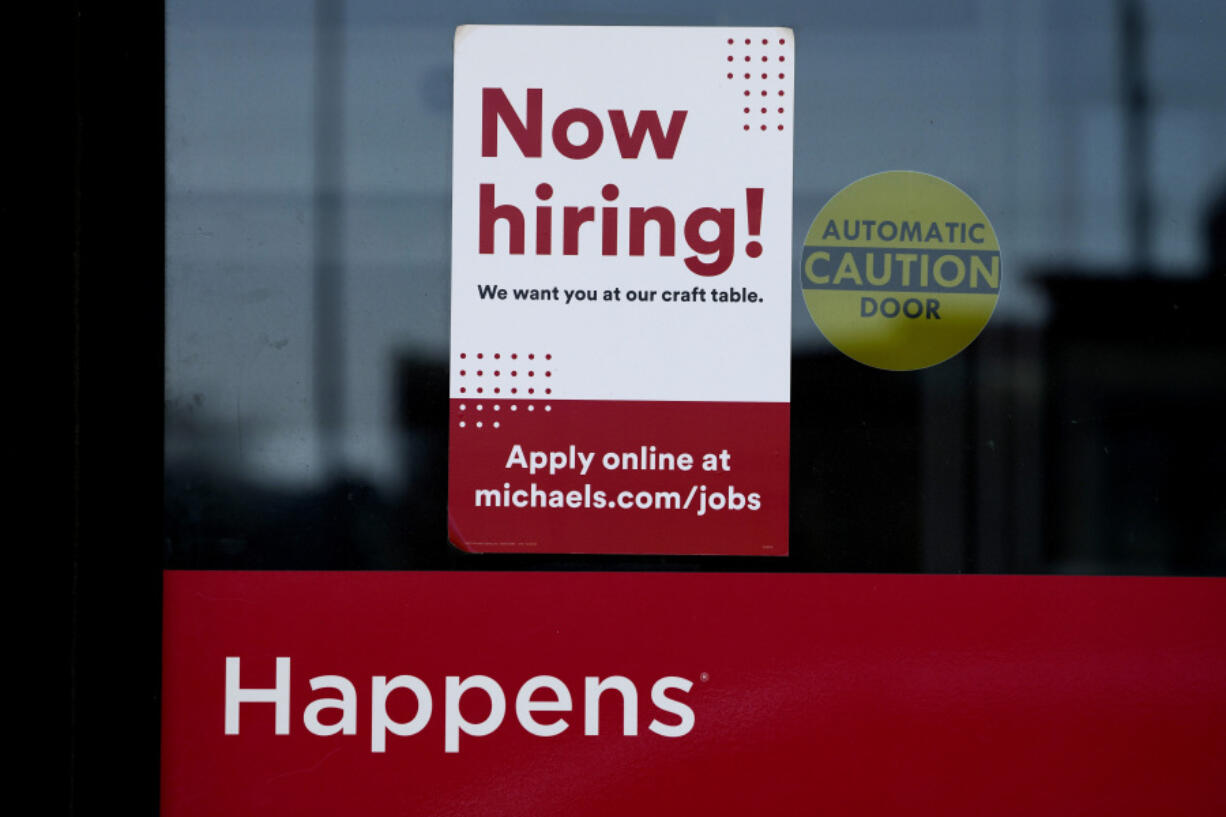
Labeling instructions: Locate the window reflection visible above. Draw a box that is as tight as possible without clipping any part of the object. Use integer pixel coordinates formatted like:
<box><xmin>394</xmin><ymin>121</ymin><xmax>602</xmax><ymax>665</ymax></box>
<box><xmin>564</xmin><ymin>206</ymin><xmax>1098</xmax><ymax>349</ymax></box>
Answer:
<box><xmin>165</xmin><ymin>0</ymin><xmax>1226</xmax><ymax>572</ymax></box>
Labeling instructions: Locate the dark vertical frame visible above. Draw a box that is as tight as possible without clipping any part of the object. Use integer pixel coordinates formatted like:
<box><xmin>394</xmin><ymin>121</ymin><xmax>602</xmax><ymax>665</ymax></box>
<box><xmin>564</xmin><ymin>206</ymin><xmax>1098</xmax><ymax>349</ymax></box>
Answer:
<box><xmin>72</xmin><ymin>0</ymin><xmax>164</xmax><ymax>813</ymax></box>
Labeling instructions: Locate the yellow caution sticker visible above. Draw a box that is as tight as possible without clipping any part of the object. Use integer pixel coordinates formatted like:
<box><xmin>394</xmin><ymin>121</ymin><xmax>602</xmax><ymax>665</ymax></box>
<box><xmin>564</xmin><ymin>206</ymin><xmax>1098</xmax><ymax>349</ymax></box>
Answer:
<box><xmin>801</xmin><ymin>171</ymin><xmax>1001</xmax><ymax>370</ymax></box>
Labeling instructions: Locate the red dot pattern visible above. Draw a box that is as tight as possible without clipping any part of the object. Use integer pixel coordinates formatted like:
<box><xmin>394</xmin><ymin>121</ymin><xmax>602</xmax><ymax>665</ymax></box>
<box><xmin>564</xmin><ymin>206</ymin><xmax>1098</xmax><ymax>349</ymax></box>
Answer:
<box><xmin>459</xmin><ymin>356</ymin><xmax>552</xmax><ymax>373</ymax></box>
<box><xmin>725</xmin><ymin>33</ymin><xmax>789</xmax><ymax>134</ymax></box>
<box><xmin>456</xmin><ymin>354</ymin><xmax>560</xmax><ymax>426</ymax></box>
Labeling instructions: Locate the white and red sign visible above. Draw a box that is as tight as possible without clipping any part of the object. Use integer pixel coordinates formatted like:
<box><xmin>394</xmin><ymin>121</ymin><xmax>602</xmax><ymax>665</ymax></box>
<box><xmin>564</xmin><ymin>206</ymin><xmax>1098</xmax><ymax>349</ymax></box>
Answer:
<box><xmin>162</xmin><ymin>571</ymin><xmax>1226</xmax><ymax>816</ymax></box>
<box><xmin>448</xmin><ymin>26</ymin><xmax>794</xmax><ymax>554</ymax></box>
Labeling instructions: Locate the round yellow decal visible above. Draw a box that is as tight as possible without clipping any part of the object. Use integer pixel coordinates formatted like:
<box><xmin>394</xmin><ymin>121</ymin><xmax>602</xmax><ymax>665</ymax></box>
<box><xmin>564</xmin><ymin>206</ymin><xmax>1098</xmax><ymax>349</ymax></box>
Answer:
<box><xmin>801</xmin><ymin>171</ymin><xmax>1001</xmax><ymax>370</ymax></box>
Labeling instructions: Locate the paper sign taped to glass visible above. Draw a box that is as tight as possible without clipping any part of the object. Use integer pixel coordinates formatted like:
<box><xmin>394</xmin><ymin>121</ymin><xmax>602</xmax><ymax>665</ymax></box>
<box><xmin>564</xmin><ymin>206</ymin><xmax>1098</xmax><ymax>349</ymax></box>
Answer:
<box><xmin>448</xmin><ymin>26</ymin><xmax>792</xmax><ymax>554</ymax></box>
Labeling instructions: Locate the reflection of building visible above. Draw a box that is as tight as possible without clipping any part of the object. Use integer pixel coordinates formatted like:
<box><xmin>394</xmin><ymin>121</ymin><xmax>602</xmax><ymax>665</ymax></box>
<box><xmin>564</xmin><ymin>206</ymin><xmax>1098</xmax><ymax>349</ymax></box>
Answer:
<box><xmin>787</xmin><ymin>272</ymin><xmax>1225</xmax><ymax>576</ymax></box>
<box><xmin>787</xmin><ymin>325</ymin><xmax>1047</xmax><ymax>575</ymax></box>
<box><xmin>1041</xmin><ymin>274</ymin><xmax>1226</xmax><ymax>573</ymax></box>
<box><xmin>167</xmin><ymin>289</ymin><xmax>1226</xmax><ymax>576</ymax></box>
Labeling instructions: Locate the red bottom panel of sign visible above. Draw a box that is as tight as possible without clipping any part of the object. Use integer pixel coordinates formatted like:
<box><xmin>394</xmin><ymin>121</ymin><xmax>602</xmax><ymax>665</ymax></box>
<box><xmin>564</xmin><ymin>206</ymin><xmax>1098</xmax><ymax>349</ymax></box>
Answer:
<box><xmin>163</xmin><ymin>571</ymin><xmax>1226</xmax><ymax>817</ymax></box>
<box><xmin>447</xmin><ymin>399</ymin><xmax>789</xmax><ymax>554</ymax></box>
